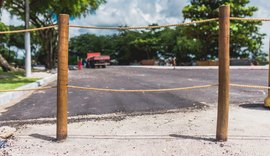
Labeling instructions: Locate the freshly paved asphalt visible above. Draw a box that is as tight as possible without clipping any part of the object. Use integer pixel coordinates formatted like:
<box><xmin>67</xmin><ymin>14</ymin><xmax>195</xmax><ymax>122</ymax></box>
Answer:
<box><xmin>0</xmin><ymin>66</ymin><xmax>268</xmax><ymax>121</ymax></box>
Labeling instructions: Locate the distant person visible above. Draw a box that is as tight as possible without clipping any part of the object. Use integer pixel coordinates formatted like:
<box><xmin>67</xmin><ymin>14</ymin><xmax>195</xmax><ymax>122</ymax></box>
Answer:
<box><xmin>172</xmin><ymin>57</ymin><xmax>176</xmax><ymax>70</ymax></box>
<box><xmin>82</xmin><ymin>59</ymin><xmax>87</xmax><ymax>68</ymax></box>
<box><xmin>77</xmin><ymin>59</ymin><xmax>83</xmax><ymax>70</ymax></box>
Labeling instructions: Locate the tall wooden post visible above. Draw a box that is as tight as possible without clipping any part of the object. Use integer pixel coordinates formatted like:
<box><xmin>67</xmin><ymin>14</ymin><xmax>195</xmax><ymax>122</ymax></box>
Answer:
<box><xmin>57</xmin><ymin>14</ymin><xmax>69</xmax><ymax>141</ymax></box>
<box><xmin>264</xmin><ymin>37</ymin><xmax>270</xmax><ymax>107</ymax></box>
<box><xmin>216</xmin><ymin>5</ymin><xmax>230</xmax><ymax>141</ymax></box>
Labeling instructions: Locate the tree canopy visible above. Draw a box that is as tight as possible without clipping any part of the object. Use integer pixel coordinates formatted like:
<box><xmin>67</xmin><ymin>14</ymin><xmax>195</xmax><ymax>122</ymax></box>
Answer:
<box><xmin>1</xmin><ymin>0</ymin><xmax>268</xmax><ymax>69</ymax></box>
<box><xmin>69</xmin><ymin>0</ymin><xmax>267</xmax><ymax>65</ymax></box>
<box><xmin>1</xmin><ymin>0</ymin><xmax>106</xmax><ymax>69</ymax></box>
<box><xmin>182</xmin><ymin>0</ymin><xmax>266</xmax><ymax>60</ymax></box>
<box><xmin>3</xmin><ymin>0</ymin><xmax>106</xmax><ymax>25</ymax></box>
<box><xmin>68</xmin><ymin>26</ymin><xmax>201</xmax><ymax>65</ymax></box>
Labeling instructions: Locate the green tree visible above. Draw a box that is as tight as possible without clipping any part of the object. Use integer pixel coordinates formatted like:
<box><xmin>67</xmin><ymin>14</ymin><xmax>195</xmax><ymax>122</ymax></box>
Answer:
<box><xmin>0</xmin><ymin>22</ymin><xmax>16</xmax><ymax>71</ymax></box>
<box><xmin>129</xmin><ymin>30</ymin><xmax>160</xmax><ymax>60</ymax></box>
<box><xmin>2</xmin><ymin>0</ymin><xmax>106</xmax><ymax>69</ymax></box>
<box><xmin>112</xmin><ymin>30</ymin><xmax>141</xmax><ymax>64</ymax></box>
<box><xmin>182</xmin><ymin>0</ymin><xmax>266</xmax><ymax>61</ymax></box>
<box><xmin>68</xmin><ymin>27</ymin><xmax>202</xmax><ymax>65</ymax></box>
<box><xmin>158</xmin><ymin>27</ymin><xmax>201</xmax><ymax>65</ymax></box>
<box><xmin>69</xmin><ymin>33</ymin><xmax>116</xmax><ymax>64</ymax></box>
<box><xmin>0</xmin><ymin>22</ymin><xmax>10</xmax><ymax>55</ymax></box>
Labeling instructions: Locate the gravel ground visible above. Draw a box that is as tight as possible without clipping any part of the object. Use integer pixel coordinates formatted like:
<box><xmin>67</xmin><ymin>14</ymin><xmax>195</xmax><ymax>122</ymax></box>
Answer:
<box><xmin>1</xmin><ymin>67</ymin><xmax>270</xmax><ymax>155</ymax></box>
<box><xmin>1</xmin><ymin>105</ymin><xmax>270</xmax><ymax>156</ymax></box>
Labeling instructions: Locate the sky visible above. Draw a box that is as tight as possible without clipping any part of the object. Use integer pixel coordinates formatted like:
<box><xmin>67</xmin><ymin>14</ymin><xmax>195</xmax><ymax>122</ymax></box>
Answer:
<box><xmin>1</xmin><ymin>0</ymin><xmax>270</xmax><ymax>52</ymax></box>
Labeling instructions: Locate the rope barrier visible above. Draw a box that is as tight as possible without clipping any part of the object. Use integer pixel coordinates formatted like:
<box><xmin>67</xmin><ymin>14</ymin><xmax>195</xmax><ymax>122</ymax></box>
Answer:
<box><xmin>230</xmin><ymin>17</ymin><xmax>270</xmax><ymax>21</ymax></box>
<box><xmin>69</xmin><ymin>18</ymin><xmax>219</xmax><ymax>30</ymax></box>
<box><xmin>70</xmin><ymin>17</ymin><xmax>270</xmax><ymax>30</ymax></box>
<box><xmin>0</xmin><ymin>86</ymin><xmax>57</xmax><ymax>92</ymax></box>
<box><xmin>67</xmin><ymin>84</ymin><xmax>218</xmax><ymax>93</ymax></box>
<box><xmin>0</xmin><ymin>17</ymin><xmax>269</xmax><ymax>34</ymax></box>
<box><xmin>0</xmin><ymin>25</ymin><xmax>57</xmax><ymax>34</ymax></box>
<box><xmin>0</xmin><ymin>83</ymin><xmax>269</xmax><ymax>93</ymax></box>
<box><xmin>230</xmin><ymin>84</ymin><xmax>270</xmax><ymax>90</ymax></box>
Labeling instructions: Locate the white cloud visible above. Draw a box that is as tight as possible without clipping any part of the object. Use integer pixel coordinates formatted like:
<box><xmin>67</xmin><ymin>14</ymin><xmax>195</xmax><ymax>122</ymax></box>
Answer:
<box><xmin>69</xmin><ymin>0</ymin><xmax>187</xmax><ymax>37</ymax></box>
<box><xmin>0</xmin><ymin>9</ymin><xmax>23</xmax><ymax>26</ymax></box>
<box><xmin>69</xmin><ymin>0</ymin><xmax>269</xmax><ymax>52</ymax></box>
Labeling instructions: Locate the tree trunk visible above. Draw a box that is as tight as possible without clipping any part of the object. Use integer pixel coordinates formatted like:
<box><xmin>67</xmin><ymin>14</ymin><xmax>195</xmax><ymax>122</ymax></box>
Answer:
<box><xmin>0</xmin><ymin>53</ymin><xmax>18</xmax><ymax>72</ymax></box>
<box><xmin>38</xmin><ymin>29</ymin><xmax>58</xmax><ymax>70</ymax></box>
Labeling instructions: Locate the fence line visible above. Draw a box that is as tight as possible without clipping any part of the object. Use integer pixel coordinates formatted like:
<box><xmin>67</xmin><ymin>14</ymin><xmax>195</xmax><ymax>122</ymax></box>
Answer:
<box><xmin>69</xmin><ymin>18</ymin><xmax>219</xmax><ymax>30</ymax></box>
<box><xmin>67</xmin><ymin>84</ymin><xmax>218</xmax><ymax>93</ymax></box>
<box><xmin>69</xmin><ymin>17</ymin><xmax>270</xmax><ymax>30</ymax></box>
<box><xmin>230</xmin><ymin>84</ymin><xmax>270</xmax><ymax>89</ymax></box>
<box><xmin>0</xmin><ymin>10</ymin><xmax>270</xmax><ymax>142</ymax></box>
<box><xmin>230</xmin><ymin>17</ymin><xmax>270</xmax><ymax>21</ymax></box>
<box><xmin>1</xmin><ymin>17</ymin><xmax>270</xmax><ymax>34</ymax></box>
<box><xmin>0</xmin><ymin>25</ymin><xmax>57</xmax><ymax>34</ymax></box>
<box><xmin>0</xmin><ymin>83</ymin><xmax>269</xmax><ymax>93</ymax></box>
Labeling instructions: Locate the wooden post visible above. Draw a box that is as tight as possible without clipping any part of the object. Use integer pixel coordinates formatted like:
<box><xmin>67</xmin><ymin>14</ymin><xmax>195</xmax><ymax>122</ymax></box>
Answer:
<box><xmin>264</xmin><ymin>37</ymin><xmax>270</xmax><ymax>107</ymax></box>
<box><xmin>216</xmin><ymin>5</ymin><xmax>230</xmax><ymax>141</ymax></box>
<box><xmin>57</xmin><ymin>14</ymin><xmax>69</xmax><ymax>141</ymax></box>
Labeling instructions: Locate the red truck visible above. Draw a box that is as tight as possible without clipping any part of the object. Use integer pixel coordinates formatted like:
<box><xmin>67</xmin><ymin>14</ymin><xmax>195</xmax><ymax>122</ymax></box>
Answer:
<box><xmin>86</xmin><ymin>52</ymin><xmax>110</xmax><ymax>68</ymax></box>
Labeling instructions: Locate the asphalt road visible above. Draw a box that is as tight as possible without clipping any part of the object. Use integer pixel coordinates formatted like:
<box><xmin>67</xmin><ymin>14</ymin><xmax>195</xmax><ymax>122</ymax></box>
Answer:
<box><xmin>0</xmin><ymin>66</ymin><xmax>268</xmax><ymax>121</ymax></box>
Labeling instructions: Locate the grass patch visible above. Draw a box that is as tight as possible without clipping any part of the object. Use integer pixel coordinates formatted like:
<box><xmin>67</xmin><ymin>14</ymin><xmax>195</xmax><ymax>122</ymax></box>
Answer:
<box><xmin>0</xmin><ymin>71</ymin><xmax>39</xmax><ymax>90</ymax></box>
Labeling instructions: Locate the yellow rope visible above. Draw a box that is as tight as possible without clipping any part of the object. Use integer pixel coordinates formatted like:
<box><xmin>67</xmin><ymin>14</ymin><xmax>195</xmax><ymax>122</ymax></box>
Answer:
<box><xmin>0</xmin><ymin>25</ymin><xmax>58</xmax><ymax>34</ymax></box>
<box><xmin>69</xmin><ymin>18</ymin><xmax>219</xmax><ymax>30</ymax></box>
<box><xmin>67</xmin><ymin>84</ymin><xmax>218</xmax><ymax>93</ymax></box>
<box><xmin>230</xmin><ymin>84</ymin><xmax>270</xmax><ymax>90</ymax></box>
<box><xmin>0</xmin><ymin>19</ymin><xmax>218</xmax><ymax>34</ymax></box>
<box><xmin>0</xmin><ymin>17</ymin><xmax>269</xmax><ymax>34</ymax></box>
<box><xmin>230</xmin><ymin>17</ymin><xmax>270</xmax><ymax>21</ymax></box>
<box><xmin>0</xmin><ymin>86</ymin><xmax>57</xmax><ymax>92</ymax></box>
<box><xmin>69</xmin><ymin>17</ymin><xmax>270</xmax><ymax>30</ymax></box>
<box><xmin>1</xmin><ymin>83</ymin><xmax>269</xmax><ymax>93</ymax></box>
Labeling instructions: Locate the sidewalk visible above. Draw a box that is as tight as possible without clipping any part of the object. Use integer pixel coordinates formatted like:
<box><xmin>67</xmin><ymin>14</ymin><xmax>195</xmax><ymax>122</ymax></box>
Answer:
<box><xmin>1</xmin><ymin>105</ymin><xmax>270</xmax><ymax>155</ymax></box>
<box><xmin>0</xmin><ymin>72</ymin><xmax>57</xmax><ymax>106</ymax></box>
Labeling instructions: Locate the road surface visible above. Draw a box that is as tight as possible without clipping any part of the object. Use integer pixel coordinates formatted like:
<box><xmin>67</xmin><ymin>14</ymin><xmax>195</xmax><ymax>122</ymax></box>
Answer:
<box><xmin>0</xmin><ymin>66</ymin><xmax>267</xmax><ymax>121</ymax></box>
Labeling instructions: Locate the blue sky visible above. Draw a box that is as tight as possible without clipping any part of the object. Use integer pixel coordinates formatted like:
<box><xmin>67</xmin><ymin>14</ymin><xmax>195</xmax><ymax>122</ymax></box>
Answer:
<box><xmin>1</xmin><ymin>0</ymin><xmax>270</xmax><ymax>52</ymax></box>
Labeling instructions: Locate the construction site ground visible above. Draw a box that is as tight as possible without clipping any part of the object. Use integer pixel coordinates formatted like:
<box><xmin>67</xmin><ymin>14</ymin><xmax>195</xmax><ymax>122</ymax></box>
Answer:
<box><xmin>0</xmin><ymin>66</ymin><xmax>269</xmax><ymax>155</ymax></box>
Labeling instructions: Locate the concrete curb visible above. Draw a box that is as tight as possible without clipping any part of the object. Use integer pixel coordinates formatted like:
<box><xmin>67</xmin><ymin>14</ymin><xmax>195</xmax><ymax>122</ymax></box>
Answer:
<box><xmin>0</xmin><ymin>74</ymin><xmax>57</xmax><ymax>105</ymax></box>
<box><xmin>126</xmin><ymin>65</ymin><xmax>268</xmax><ymax>70</ymax></box>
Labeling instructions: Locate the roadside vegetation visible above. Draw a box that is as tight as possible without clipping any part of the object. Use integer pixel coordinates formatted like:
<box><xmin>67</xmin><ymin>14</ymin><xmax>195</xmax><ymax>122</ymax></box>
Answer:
<box><xmin>0</xmin><ymin>0</ymin><xmax>268</xmax><ymax>71</ymax></box>
<box><xmin>69</xmin><ymin>0</ymin><xmax>268</xmax><ymax>65</ymax></box>
<box><xmin>0</xmin><ymin>0</ymin><xmax>106</xmax><ymax>71</ymax></box>
<box><xmin>0</xmin><ymin>68</ymin><xmax>39</xmax><ymax>90</ymax></box>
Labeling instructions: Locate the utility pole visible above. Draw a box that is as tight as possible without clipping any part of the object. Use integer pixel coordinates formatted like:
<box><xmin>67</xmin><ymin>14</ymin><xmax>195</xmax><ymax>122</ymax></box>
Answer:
<box><xmin>25</xmin><ymin>0</ymin><xmax>31</xmax><ymax>77</ymax></box>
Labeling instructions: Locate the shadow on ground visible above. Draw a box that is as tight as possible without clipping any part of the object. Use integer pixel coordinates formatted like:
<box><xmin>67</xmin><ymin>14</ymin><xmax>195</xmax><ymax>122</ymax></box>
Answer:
<box><xmin>29</xmin><ymin>133</ymin><xmax>56</xmax><ymax>142</ymax></box>
<box><xmin>28</xmin><ymin>133</ymin><xmax>216</xmax><ymax>142</ymax></box>
<box><xmin>239</xmin><ymin>103</ymin><xmax>270</xmax><ymax>111</ymax></box>
<box><xmin>28</xmin><ymin>133</ymin><xmax>270</xmax><ymax>142</ymax></box>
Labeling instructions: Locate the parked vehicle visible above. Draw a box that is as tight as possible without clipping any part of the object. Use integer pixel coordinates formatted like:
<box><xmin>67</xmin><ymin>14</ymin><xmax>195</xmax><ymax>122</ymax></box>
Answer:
<box><xmin>86</xmin><ymin>52</ymin><xmax>110</xmax><ymax>68</ymax></box>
